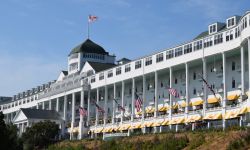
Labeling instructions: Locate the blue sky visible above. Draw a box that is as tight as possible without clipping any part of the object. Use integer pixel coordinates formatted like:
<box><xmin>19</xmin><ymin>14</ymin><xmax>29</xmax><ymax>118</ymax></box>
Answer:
<box><xmin>0</xmin><ymin>0</ymin><xmax>249</xmax><ymax>96</ymax></box>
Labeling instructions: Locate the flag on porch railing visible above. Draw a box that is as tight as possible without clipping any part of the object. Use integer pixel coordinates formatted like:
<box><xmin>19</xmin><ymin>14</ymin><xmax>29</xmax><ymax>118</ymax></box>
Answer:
<box><xmin>135</xmin><ymin>92</ymin><xmax>143</xmax><ymax>112</ymax></box>
<box><xmin>113</xmin><ymin>99</ymin><xmax>125</xmax><ymax>111</ymax></box>
<box><xmin>198</xmin><ymin>74</ymin><xmax>217</xmax><ymax>98</ymax></box>
<box><xmin>79</xmin><ymin>106</ymin><xmax>87</xmax><ymax>116</ymax></box>
<box><xmin>166</xmin><ymin>86</ymin><xmax>180</xmax><ymax>98</ymax></box>
<box><xmin>91</xmin><ymin>100</ymin><xmax>105</xmax><ymax>113</ymax></box>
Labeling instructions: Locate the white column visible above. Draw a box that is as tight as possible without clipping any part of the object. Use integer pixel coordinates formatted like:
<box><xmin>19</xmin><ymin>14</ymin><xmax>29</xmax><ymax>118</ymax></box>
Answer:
<box><xmin>185</xmin><ymin>62</ymin><xmax>189</xmax><ymax>115</ymax></box>
<box><xmin>104</xmin><ymin>86</ymin><xmax>108</xmax><ymax>125</ymax></box>
<box><xmin>95</xmin><ymin>88</ymin><xmax>99</xmax><ymax>126</ymax></box>
<box><xmin>131</xmin><ymin>78</ymin><xmax>135</xmax><ymax>121</ymax></box>
<box><xmin>49</xmin><ymin>100</ymin><xmax>52</xmax><ymax>110</ymax></box>
<box><xmin>222</xmin><ymin>52</ymin><xmax>227</xmax><ymax>130</ymax></box>
<box><xmin>202</xmin><ymin>57</ymin><xmax>207</xmax><ymax>116</ymax></box>
<box><xmin>121</xmin><ymin>81</ymin><xmax>125</xmax><ymax>123</ymax></box>
<box><xmin>142</xmin><ymin>75</ymin><xmax>146</xmax><ymax>120</ymax></box>
<box><xmin>63</xmin><ymin>95</ymin><xmax>68</xmax><ymax>121</ymax></box>
<box><xmin>169</xmin><ymin>67</ymin><xmax>173</xmax><ymax>130</ymax></box>
<box><xmin>42</xmin><ymin>101</ymin><xmax>45</xmax><ymax>110</ymax></box>
<box><xmin>21</xmin><ymin>123</ymin><xmax>24</xmax><ymax>134</ymax></box>
<box><xmin>112</xmin><ymin>83</ymin><xmax>116</xmax><ymax>124</ymax></box>
<box><xmin>79</xmin><ymin>89</ymin><xmax>85</xmax><ymax>139</ymax></box>
<box><xmin>87</xmin><ymin>89</ymin><xmax>90</xmax><ymax>126</ymax></box>
<box><xmin>56</xmin><ymin>98</ymin><xmax>59</xmax><ymax>112</ymax></box>
<box><xmin>248</xmin><ymin>38</ymin><xmax>250</xmax><ymax>103</ymax></box>
<box><xmin>70</xmin><ymin>93</ymin><xmax>75</xmax><ymax>140</ymax></box>
<box><xmin>241</xmin><ymin>46</ymin><xmax>245</xmax><ymax>102</ymax></box>
<box><xmin>154</xmin><ymin>71</ymin><xmax>158</xmax><ymax>118</ymax></box>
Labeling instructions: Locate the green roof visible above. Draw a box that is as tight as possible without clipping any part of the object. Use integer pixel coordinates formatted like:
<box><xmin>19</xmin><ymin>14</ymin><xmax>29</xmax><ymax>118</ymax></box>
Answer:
<box><xmin>70</xmin><ymin>39</ymin><xmax>108</xmax><ymax>55</ymax></box>
<box><xmin>193</xmin><ymin>31</ymin><xmax>208</xmax><ymax>40</ymax></box>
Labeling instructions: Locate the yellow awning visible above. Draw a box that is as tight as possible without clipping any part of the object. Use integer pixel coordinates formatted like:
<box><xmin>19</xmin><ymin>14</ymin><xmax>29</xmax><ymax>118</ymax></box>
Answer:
<box><xmin>130</xmin><ymin>123</ymin><xmax>142</xmax><ymax>129</ymax></box>
<box><xmin>161</xmin><ymin>120</ymin><xmax>169</xmax><ymax>126</ymax></box>
<box><xmin>172</xmin><ymin>103</ymin><xmax>179</xmax><ymax>109</ymax></box>
<box><xmin>185</xmin><ymin>115</ymin><xmax>202</xmax><ymax>123</ymax></box>
<box><xmin>143</xmin><ymin>122</ymin><xmax>154</xmax><ymax>127</ymax></box>
<box><xmin>227</xmin><ymin>94</ymin><xmax>240</xmax><ymax>101</ymax></box>
<box><xmin>170</xmin><ymin>117</ymin><xmax>185</xmax><ymax>125</ymax></box>
<box><xmin>224</xmin><ymin>110</ymin><xmax>239</xmax><ymax>119</ymax></box>
<box><xmin>207</xmin><ymin>97</ymin><xmax>220</xmax><ymax>104</ymax></box>
<box><xmin>136</xmin><ymin>111</ymin><xmax>142</xmax><ymax>115</ymax></box>
<box><xmin>152</xmin><ymin>120</ymin><xmax>164</xmax><ymax>127</ymax></box>
<box><xmin>146</xmin><ymin>107</ymin><xmax>155</xmax><ymax>114</ymax></box>
<box><xmin>158</xmin><ymin>106</ymin><xmax>169</xmax><ymax>112</ymax></box>
<box><xmin>190</xmin><ymin>99</ymin><xmax>203</xmax><ymax>106</ymax></box>
<box><xmin>238</xmin><ymin>107</ymin><xmax>248</xmax><ymax>115</ymax></box>
<box><xmin>180</xmin><ymin>101</ymin><xmax>187</xmax><ymax>107</ymax></box>
<box><xmin>203</xmin><ymin>113</ymin><xmax>222</xmax><ymax>120</ymax></box>
<box><xmin>172</xmin><ymin>101</ymin><xmax>186</xmax><ymax>109</ymax></box>
<box><xmin>95</xmin><ymin>127</ymin><xmax>104</xmax><ymax>133</ymax></box>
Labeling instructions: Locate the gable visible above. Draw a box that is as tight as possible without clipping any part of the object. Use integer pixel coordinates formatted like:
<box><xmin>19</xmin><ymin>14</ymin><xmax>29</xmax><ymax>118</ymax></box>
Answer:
<box><xmin>81</xmin><ymin>62</ymin><xmax>95</xmax><ymax>74</ymax></box>
<box><xmin>57</xmin><ymin>71</ymin><xmax>67</xmax><ymax>82</ymax></box>
<box><xmin>12</xmin><ymin>110</ymin><xmax>27</xmax><ymax>123</ymax></box>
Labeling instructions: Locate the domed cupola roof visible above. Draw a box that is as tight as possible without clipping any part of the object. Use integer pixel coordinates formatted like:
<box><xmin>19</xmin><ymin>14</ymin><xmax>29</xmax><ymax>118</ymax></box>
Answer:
<box><xmin>70</xmin><ymin>39</ymin><xmax>108</xmax><ymax>55</ymax></box>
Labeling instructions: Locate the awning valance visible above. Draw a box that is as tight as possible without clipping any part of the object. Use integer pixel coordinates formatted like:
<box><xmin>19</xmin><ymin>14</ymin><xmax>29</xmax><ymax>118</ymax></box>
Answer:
<box><xmin>227</xmin><ymin>94</ymin><xmax>240</xmax><ymax>101</ymax></box>
<box><xmin>224</xmin><ymin>110</ymin><xmax>239</xmax><ymax>119</ymax></box>
<box><xmin>130</xmin><ymin>123</ymin><xmax>142</xmax><ymax>129</ymax></box>
<box><xmin>203</xmin><ymin>113</ymin><xmax>222</xmax><ymax>120</ymax></box>
<box><xmin>238</xmin><ymin>107</ymin><xmax>250</xmax><ymax>115</ymax></box>
<box><xmin>161</xmin><ymin>120</ymin><xmax>169</xmax><ymax>126</ymax></box>
<box><xmin>185</xmin><ymin>115</ymin><xmax>202</xmax><ymax>123</ymax></box>
<box><xmin>152</xmin><ymin>120</ymin><xmax>164</xmax><ymax>127</ymax></box>
<box><xmin>189</xmin><ymin>99</ymin><xmax>203</xmax><ymax>106</ymax></box>
<box><xmin>207</xmin><ymin>97</ymin><xmax>220</xmax><ymax>104</ymax></box>
<box><xmin>170</xmin><ymin>117</ymin><xmax>185</xmax><ymax>125</ymax></box>
<box><xmin>145</xmin><ymin>107</ymin><xmax>155</xmax><ymax>114</ymax></box>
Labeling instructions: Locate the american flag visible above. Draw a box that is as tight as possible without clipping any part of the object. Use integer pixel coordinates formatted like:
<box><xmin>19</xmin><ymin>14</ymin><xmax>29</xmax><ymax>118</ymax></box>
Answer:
<box><xmin>92</xmin><ymin>100</ymin><xmax>105</xmax><ymax>113</ymax></box>
<box><xmin>114</xmin><ymin>99</ymin><xmax>125</xmax><ymax>111</ymax></box>
<box><xmin>135</xmin><ymin>92</ymin><xmax>143</xmax><ymax>112</ymax></box>
<box><xmin>199</xmin><ymin>74</ymin><xmax>217</xmax><ymax>98</ymax></box>
<box><xmin>167</xmin><ymin>87</ymin><xmax>180</xmax><ymax>98</ymax></box>
<box><xmin>79</xmin><ymin>106</ymin><xmax>87</xmax><ymax>116</ymax></box>
<box><xmin>88</xmin><ymin>15</ymin><xmax>98</xmax><ymax>22</ymax></box>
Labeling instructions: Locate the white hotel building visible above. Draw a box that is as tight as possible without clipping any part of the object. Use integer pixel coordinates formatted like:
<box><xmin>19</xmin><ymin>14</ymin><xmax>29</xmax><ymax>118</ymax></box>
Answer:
<box><xmin>1</xmin><ymin>11</ymin><xmax>250</xmax><ymax>140</ymax></box>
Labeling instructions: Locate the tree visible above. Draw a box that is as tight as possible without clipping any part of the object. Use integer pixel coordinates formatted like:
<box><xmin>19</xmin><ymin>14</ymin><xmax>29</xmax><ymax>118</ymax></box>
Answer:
<box><xmin>0</xmin><ymin>112</ymin><xmax>22</xmax><ymax>150</ymax></box>
<box><xmin>22</xmin><ymin>120</ymin><xmax>59</xmax><ymax>150</ymax></box>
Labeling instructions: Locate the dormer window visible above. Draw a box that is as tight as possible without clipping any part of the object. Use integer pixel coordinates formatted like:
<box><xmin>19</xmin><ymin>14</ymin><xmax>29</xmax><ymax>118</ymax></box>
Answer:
<box><xmin>227</xmin><ymin>17</ymin><xmax>235</xmax><ymax>28</ymax></box>
<box><xmin>209</xmin><ymin>24</ymin><xmax>217</xmax><ymax>34</ymax></box>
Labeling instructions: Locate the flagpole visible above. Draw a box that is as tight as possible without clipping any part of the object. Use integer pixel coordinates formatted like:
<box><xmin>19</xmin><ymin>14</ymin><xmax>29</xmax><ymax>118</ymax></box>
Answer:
<box><xmin>88</xmin><ymin>18</ymin><xmax>90</xmax><ymax>39</ymax></box>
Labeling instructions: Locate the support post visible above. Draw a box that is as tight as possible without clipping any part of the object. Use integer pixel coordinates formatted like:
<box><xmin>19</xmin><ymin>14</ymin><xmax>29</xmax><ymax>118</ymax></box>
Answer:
<box><xmin>222</xmin><ymin>52</ymin><xmax>227</xmax><ymax>130</ymax></box>
<box><xmin>131</xmin><ymin>78</ymin><xmax>135</xmax><ymax>121</ymax></box>
<box><xmin>154</xmin><ymin>71</ymin><xmax>158</xmax><ymax>118</ymax></box>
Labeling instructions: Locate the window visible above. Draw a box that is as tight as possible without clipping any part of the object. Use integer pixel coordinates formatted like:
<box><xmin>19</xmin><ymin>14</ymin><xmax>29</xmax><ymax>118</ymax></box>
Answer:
<box><xmin>227</xmin><ymin>18</ymin><xmax>235</xmax><ymax>28</ymax></box>
<box><xmin>145</xmin><ymin>57</ymin><xmax>152</xmax><ymax>66</ymax></box>
<box><xmin>204</xmin><ymin>37</ymin><xmax>213</xmax><ymax>48</ymax></box>
<box><xmin>156</xmin><ymin>53</ymin><xmax>164</xmax><ymax>62</ymax></box>
<box><xmin>226</xmin><ymin>30</ymin><xmax>233</xmax><ymax>41</ymax></box>
<box><xmin>166</xmin><ymin>49</ymin><xmax>174</xmax><ymax>59</ymax></box>
<box><xmin>235</xmin><ymin>27</ymin><xmax>240</xmax><ymax>38</ymax></box>
<box><xmin>193</xmin><ymin>88</ymin><xmax>196</xmax><ymax>95</ymax></box>
<box><xmin>125</xmin><ymin>64</ymin><xmax>131</xmax><ymax>72</ymax></box>
<box><xmin>232</xmin><ymin>78</ymin><xmax>236</xmax><ymax>88</ymax></box>
<box><xmin>193</xmin><ymin>72</ymin><xmax>196</xmax><ymax>80</ymax></box>
<box><xmin>99</xmin><ymin>73</ymin><xmax>104</xmax><ymax>80</ymax></box>
<box><xmin>135</xmin><ymin>60</ymin><xmax>142</xmax><ymax>69</ymax></box>
<box><xmin>232</xmin><ymin>61</ymin><xmax>236</xmax><ymax>71</ymax></box>
<box><xmin>184</xmin><ymin>44</ymin><xmax>192</xmax><ymax>54</ymax></box>
<box><xmin>91</xmin><ymin>76</ymin><xmax>95</xmax><ymax>83</ymax></box>
<box><xmin>214</xmin><ymin>33</ymin><xmax>223</xmax><ymax>45</ymax></box>
<box><xmin>116</xmin><ymin>67</ymin><xmax>121</xmax><ymax>75</ymax></box>
<box><xmin>194</xmin><ymin>40</ymin><xmax>202</xmax><ymax>51</ymax></box>
<box><xmin>175</xmin><ymin>47</ymin><xmax>183</xmax><ymax>57</ymax></box>
<box><xmin>108</xmin><ymin>70</ymin><xmax>113</xmax><ymax>78</ymax></box>
<box><xmin>209</xmin><ymin>24</ymin><xmax>216</xmax><ymax>34</ymax></box>
<box><xmin>175</xmin><ymin>78</ymin><xmax>178</xmax><ymax>84</ymax></box>
<box><xmin>242</xmin><ymin>17</ymin><xmax>247</xmax><ymax>30</ymax></box>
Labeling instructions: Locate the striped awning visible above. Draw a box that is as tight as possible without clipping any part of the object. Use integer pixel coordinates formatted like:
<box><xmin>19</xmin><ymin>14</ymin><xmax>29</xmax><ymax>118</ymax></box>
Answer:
<box><xmin>136</xmin><ymin>111</ymin><xmax>142</xmax><ymax>115</ymax></box>
<box><xmin>189</xmin><ymin>99</ymin><xmax>203</xmax><ymax>106</ymax></box>
<box><xmin>170</xmin><ymin>117</ymin><xmax>185</xmax><ymax>125</ymax></box>
<box><xmin>227</xmin><ymin>94</ymin><xmax>240</xmax><ymax>101</ymax></box>
<box><xmin>161</xmin><ymin>120</ymin><xmax>169</xmax><ymax>126</ymax></box>
<box><xmin>130</xmin><ymin>123</ymin><xmax>142</xmax><ymax>129</ymax></box>
<box><xmin>158</xmin><ymin>105</ymin><xmax>169</xmax><ymax>112</ymax></box>
<box><xmin>94</xmin><ymin>127</ymin><xmax>104</xmax><ymax>133</ymax></box>
<box><xmin>142</xmin><ymin>122</ymin><xmax>154</xmax><ymax>128</ymax></box>
<box><xmin>224</xmin><ymin>110</ymin><xmax>239</xmax><ymax>119</ymax></box>
<box><xmin>145</xmin><ymin>107</ymin><xmax>155</xmax><ymax>114</ymax></box>
<box><xmin>152</xmin><ymin>120</ymin><xmax>164</xmax><ymax>127</ymax></box>
<box><xmin>207</xmin><ymin>97</ymin><xmax>220</xmax><ymax>104</ymax></box>
<box><xmin>203</xmin><ymin>113</ymin><xmax>222</xmax><ymax>120</ymax></box>
<box><xmin>119</xmin><ymin>124</ymin><xmax>131</xmax><ymax>131</ymax></box>
<box><xmin>238</xmin><ymin>107</ymin><xmax>250</xmax><ymax>115</ymax></box>
<box><xmin>185</xmin><ymin>115</ymin><xmax>202</xmax><ymax>123</ymax></box>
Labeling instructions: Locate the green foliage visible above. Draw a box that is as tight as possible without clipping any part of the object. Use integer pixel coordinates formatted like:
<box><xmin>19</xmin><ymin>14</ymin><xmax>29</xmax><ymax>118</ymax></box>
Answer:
<box><xmin>187</xmin><ymin>133</ymin><xmax>205</xmax><ymax>150</ymax></box>
<box><xmin>0</xmin><ymin>112</ymin><xmax>22</xmax><ymax>150</ymax></box>
<box><xmin>22</xmin><ymin>120</ymin><xmax>60</xmax><ymax>150</ymax></box>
